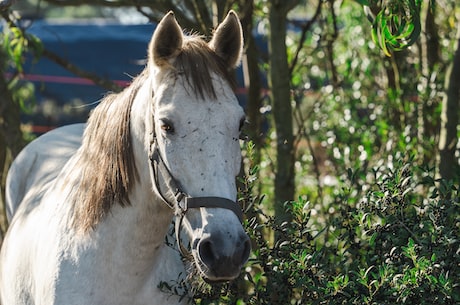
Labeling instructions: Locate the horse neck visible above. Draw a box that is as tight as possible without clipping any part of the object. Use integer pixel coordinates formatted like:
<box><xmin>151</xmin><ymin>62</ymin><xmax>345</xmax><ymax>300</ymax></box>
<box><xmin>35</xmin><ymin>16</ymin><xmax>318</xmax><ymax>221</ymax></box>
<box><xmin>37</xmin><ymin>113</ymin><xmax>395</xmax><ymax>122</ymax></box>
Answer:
<box><xmin>65</xmin><ymin>130</ymin><xmax>175</xmax><ymax>278</ymax></box>
<box><xmin>94</xmin><ymin>180</ymin><xmax>173</xmax><ymax>262</ymax></box>
<box><xmin>108</xmin><ymin>83</ymin><xmax>175</xmax><ymax>252</ymax></box>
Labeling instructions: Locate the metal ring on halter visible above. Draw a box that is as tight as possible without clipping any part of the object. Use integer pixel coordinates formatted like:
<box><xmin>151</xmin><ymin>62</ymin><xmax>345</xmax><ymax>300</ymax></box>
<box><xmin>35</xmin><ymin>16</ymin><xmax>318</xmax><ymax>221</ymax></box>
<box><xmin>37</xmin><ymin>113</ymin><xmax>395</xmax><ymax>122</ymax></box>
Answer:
<box><xmin>148</xmin><ymin>133</ymin><xmax>243</xmax><ymax>258</ymax></box>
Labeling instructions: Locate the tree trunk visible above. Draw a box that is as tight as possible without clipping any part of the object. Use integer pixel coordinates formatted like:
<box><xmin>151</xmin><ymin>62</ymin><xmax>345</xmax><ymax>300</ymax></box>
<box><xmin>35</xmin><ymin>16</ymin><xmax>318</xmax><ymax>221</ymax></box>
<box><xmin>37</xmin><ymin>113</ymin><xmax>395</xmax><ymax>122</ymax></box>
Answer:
<box><xmin>268</xmin><ymin>0</ymin><xmax>298</xmax><ymax>225</ymax></box>
<box><xmin>438</xmin><ymin>20</ymin><xmax>460</xmax><ymax>182</ymax></box>
<box><xmin>240</xmin><ymin>1</ymin><xmax>264</xmax><ymax>163</ymax></box>
<box><xmin>266</xmin><ymin>2</ymin><xmax>298</xmax><ymax>302</ymax></box>
<box><xmin>418</xmin><ymin>0</ymin><xmax>440</xmax><ymax>163</ymax></box>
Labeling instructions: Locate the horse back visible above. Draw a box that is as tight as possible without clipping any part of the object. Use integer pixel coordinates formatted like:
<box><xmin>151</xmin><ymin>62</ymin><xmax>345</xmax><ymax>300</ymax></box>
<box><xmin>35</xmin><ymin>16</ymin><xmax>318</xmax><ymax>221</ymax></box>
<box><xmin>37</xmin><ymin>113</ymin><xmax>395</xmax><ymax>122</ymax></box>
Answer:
<box><xmin>5</xmin><ymin>124</ymin><xmax>84</xmax><ymax>221</ymax></box>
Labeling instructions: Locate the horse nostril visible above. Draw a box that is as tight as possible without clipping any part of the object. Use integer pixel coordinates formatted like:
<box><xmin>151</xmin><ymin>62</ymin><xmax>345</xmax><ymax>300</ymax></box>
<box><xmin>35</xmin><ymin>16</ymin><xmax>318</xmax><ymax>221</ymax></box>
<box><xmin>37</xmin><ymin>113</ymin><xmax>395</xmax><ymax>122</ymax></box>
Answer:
<box><xmin>198</xmin><ymin>239</ymin><xmax>216</xmax><ymax>267</ymax></box>
<box><xmin>197</xmin><ymin>234</ymin><xmax>251</xmax><ymax>275</ymax></box>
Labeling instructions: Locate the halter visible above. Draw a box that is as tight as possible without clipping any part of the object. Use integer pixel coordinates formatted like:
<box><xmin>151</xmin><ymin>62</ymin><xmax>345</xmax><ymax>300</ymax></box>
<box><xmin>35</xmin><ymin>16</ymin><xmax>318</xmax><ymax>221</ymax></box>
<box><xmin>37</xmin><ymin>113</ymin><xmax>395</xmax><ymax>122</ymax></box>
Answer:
<box><xmin>148</xmin><ymin>132</ymin><xmax>243</xmax><ymax>259</ymax></box>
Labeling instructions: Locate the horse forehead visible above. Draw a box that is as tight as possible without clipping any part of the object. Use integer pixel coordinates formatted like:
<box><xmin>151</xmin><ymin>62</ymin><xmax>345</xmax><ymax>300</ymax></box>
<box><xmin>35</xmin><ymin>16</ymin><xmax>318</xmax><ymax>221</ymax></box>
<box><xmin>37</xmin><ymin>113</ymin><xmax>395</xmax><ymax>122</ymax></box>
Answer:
<box><xmin>158</xmin><ymin>90</ymin><xmax>242</xmax><ymax>123</ymax></box>
<box><xmin>157</xmin><ymin>72</ymin><xmax>241</xmax><ymax>112</ymax></box>
<box><xmin>183</xmin><ymin>99</ymin><xmax>241</xmax><ymax>123</ymax></box>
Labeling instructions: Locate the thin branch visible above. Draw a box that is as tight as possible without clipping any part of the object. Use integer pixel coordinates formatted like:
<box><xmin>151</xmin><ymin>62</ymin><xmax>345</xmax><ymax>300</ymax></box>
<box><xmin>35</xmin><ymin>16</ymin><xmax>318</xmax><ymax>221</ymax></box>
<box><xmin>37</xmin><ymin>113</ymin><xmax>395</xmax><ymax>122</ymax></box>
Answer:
<box><xmin>293</xmin><ymin>98</ymin><xmax>324</xmax><ymax>203</ymax></box>
<box><xmin>191</xmin><ymin>0</ymin><xmax>211</xmax><ymax>35</ymax></box>
<box><xmin>288</xmin><ymin>0</ymin><xmax>323</xmax><ymax>75</ymax></box>
<box><xmin>0</xmin><ymin>0</ymin><xmax>15</xmax><ymax>12</ymax></box>
<box><xmin>326</xmin><ymin>0</ymin><xmax>339</xmax><ymax>86</ymax></box>
<box><xmin>135</xmin><ymin>6</ymin><xmax>156</xmax><ymax>23</ymax></box>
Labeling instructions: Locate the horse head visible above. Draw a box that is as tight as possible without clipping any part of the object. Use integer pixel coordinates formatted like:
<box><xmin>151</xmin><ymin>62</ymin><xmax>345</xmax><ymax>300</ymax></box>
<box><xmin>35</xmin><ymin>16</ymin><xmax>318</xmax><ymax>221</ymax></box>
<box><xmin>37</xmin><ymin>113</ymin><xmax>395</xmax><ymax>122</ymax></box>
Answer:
<box><xmin>146</xmin><ymin>11</ymin><xmax>251</xmax><ymax>282</ymax></box>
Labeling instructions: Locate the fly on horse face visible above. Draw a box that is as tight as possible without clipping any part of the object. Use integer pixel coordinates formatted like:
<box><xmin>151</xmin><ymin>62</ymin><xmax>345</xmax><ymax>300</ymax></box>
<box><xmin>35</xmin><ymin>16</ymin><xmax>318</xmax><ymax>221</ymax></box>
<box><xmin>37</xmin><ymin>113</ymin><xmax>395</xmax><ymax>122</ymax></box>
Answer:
<box><xmin>0</xmin><ymin>11</ymin><xmax>250</xmax><ymax>305</ymax></box>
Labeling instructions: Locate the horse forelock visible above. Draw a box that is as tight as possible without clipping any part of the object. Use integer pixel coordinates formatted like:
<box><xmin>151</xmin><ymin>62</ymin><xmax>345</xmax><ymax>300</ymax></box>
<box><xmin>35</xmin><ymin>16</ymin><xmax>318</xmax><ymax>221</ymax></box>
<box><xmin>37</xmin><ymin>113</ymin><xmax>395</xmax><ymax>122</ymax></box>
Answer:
<box><xmin>70</xmin><ymin>72</ymin><xmax>146</xmax><ymax>233</ymax></box>
<box><xmin>171</xmin><ymin>35</ymin><xmax>237</xmax><ymax>99</ymax></box>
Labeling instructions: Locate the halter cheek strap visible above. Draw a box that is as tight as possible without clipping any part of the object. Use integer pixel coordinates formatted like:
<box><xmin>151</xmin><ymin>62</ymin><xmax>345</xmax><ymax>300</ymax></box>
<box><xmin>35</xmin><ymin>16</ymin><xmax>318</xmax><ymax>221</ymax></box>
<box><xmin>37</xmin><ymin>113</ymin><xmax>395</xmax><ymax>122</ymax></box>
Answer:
<box><xmin>148</xmin><ymin>134</ymin><xmax>243</xmax><ymax>258</ymax></box>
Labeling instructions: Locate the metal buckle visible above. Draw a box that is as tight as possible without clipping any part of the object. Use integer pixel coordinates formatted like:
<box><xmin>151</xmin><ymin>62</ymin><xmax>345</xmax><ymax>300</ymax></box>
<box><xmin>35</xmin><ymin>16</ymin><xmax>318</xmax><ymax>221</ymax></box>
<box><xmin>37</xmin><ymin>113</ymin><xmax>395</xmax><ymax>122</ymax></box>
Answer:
<box><xmin>177</xmin><ymin>193</ymin><xmax>188</xmax><ymax>213</ymax></box>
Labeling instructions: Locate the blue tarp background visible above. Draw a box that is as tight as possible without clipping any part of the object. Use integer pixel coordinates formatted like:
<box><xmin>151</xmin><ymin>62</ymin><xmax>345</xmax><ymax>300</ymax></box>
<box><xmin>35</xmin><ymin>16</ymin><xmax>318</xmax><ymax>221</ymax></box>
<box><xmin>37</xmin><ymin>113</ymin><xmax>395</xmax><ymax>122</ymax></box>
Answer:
<box><xmin>17</xmin><ymin>20</ymin><xmax>266</xmax><ymax>132</ymax></box>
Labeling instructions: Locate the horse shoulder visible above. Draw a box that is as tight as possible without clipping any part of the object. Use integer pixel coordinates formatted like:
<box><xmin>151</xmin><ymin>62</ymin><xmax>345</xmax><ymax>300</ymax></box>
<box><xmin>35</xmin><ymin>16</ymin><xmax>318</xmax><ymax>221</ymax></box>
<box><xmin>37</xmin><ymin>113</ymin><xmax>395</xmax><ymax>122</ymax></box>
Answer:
<box><xmin>1</xmin><ymin>124</ymin><xmax>85</xmax><ymax>305</ymax></box>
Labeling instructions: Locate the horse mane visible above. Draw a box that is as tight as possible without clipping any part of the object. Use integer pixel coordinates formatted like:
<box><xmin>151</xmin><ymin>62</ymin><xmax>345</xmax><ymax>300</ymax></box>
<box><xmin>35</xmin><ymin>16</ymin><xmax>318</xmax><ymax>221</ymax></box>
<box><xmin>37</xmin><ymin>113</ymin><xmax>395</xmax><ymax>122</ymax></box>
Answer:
<box><xmin>70</xmin><ymin>72</ymin><xmax>145</xmax><ymax>233</ymax></box>
<box><xmin>71</xmin><ymin>35</ymin><xmax>237</xmax><ymax>233</ymax></box>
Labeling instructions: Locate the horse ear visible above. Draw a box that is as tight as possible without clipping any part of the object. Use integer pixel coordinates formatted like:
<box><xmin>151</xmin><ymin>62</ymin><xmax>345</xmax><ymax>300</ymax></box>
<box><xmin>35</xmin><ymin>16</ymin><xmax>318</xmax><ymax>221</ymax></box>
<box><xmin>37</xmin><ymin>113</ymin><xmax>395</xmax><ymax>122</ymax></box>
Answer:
<box><xmin>209</xmin><ymin>10</ymin><xmax>243</xmax><ymax>69</ymax></box>
<box><xmin>149</xmin><ymin>11</ymin><xmax>183</xmax><ymax>67</ymax></box>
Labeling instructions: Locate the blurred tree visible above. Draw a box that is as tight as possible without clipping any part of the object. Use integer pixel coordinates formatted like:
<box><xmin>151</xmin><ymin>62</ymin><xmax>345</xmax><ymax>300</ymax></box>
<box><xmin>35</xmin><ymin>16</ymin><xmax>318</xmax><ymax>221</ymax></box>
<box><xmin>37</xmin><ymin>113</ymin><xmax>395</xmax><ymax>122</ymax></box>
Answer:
<box><xmin>0</xmin><ymin>47</ymin><xmax>25</xmax><ymax>238</ymax></box>
<box><xmin>418</xmin><ymin>0</ymin><xmax>440</xmax><ymax>164</ymax></box>
<box><xmin>268</xmin><ymin>0</ymin><xmax>298</xmax><ymax>225</ymax></box>
<box><xmin>238</xmin><ymin>0</ymin><xmax>265</xmax><ymax>165</ymax></box>
<box><xmin>0</xmin><ymin>5</ymin><xmax>28</xmax><ymax>237</ymax></box>
<box><xmin>438</xmin><ymin>18</ymin><xmax>460</xmax><ymax>182</ymax></box>
<box><xmin>266</xmin><ymin>2</ymin><xmax>298</xmax><ymax>303</ymax></box>
<box><xmin>0</xmin><ymin>5</ymin><xmax>25</xmax><ymax>242</ymax></box>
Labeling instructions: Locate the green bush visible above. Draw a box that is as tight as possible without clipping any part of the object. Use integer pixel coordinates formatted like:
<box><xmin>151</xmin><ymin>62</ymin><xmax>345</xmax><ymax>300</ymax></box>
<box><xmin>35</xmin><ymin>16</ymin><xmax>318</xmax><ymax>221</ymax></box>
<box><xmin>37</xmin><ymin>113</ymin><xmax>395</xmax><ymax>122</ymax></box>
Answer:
<box><xmin>160</xmin><ymin>1</ymin><xmax>459</xmax><ymax>303</ymax></box>
<box><xmin>188</xmin><ymin>151</ymin><xmax>459</xmax><ymax>305</ymax></box>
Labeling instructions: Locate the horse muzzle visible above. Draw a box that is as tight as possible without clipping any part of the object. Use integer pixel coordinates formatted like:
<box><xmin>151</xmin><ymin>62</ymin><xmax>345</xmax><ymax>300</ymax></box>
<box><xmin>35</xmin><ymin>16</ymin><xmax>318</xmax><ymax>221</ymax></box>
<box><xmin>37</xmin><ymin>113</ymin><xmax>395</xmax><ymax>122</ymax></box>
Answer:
<box><xmin>193</xmin><ymin>228</ymin><xmax>251</xmax><ymax>281</ymax></box>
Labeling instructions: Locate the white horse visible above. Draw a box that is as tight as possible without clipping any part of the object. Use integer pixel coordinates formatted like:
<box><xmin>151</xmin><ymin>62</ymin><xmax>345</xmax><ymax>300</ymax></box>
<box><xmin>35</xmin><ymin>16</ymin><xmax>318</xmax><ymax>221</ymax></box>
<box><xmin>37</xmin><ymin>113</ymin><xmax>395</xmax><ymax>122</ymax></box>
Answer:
<box><xmin>0</xmin><ymin>11</ymin><xmax>250</xmax><ymax>305</ymax></box>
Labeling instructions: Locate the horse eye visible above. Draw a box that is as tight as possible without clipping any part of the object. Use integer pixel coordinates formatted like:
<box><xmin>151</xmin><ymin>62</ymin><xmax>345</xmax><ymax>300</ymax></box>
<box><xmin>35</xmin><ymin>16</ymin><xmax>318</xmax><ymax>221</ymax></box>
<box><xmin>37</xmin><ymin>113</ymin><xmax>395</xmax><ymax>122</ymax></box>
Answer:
<box><xmin>160</xmin><ymin>120</ymin><xmax>174</xmax><ymax>134</ymax></box>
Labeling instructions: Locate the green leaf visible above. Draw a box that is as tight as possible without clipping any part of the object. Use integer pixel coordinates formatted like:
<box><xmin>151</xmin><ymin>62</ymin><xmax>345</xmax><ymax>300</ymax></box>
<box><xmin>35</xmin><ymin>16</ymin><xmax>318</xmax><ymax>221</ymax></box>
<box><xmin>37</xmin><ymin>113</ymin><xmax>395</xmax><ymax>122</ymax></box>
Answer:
<box><xmin>369</xmin><ymin>232</ymin><xmax>378</xmax><ymax>247</ymax></box>
<box><xmin>369</xmin><ymin>0</ymin><xmax>422</xmax><ymax>56</ymax></box>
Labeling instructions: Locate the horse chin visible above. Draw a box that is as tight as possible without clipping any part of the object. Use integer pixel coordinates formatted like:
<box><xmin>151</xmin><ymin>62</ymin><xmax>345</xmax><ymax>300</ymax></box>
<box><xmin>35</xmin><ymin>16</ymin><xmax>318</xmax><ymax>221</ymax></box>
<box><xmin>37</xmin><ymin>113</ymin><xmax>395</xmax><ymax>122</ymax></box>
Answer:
<box><xmin>190</xmin><ymin>251</ymin><xmax>240</xmax><ymax>283</ymax></box>
<box><xmin>200</xmin><ymin>271</ymin><xmax>239</xmax><ymax>284</ymax></box>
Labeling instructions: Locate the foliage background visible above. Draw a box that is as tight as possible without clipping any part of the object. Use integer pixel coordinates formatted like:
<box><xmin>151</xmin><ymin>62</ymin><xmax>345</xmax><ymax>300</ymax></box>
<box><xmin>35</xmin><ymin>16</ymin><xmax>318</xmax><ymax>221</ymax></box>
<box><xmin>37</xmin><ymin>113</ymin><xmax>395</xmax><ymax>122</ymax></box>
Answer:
<box><xmin>0</xmin><ymin>0</ymin><xmax>459</xmax><ymax>304</ymax></box>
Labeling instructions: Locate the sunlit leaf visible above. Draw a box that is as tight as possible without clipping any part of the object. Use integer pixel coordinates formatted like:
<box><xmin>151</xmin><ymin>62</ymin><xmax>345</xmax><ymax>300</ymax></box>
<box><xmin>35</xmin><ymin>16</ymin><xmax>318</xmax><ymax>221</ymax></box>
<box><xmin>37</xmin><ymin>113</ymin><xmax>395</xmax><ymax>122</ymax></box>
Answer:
<box><xmin>366</xmin><ymin>0</ymin><xmax>422</xmax><ymax>56</ymax></box>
